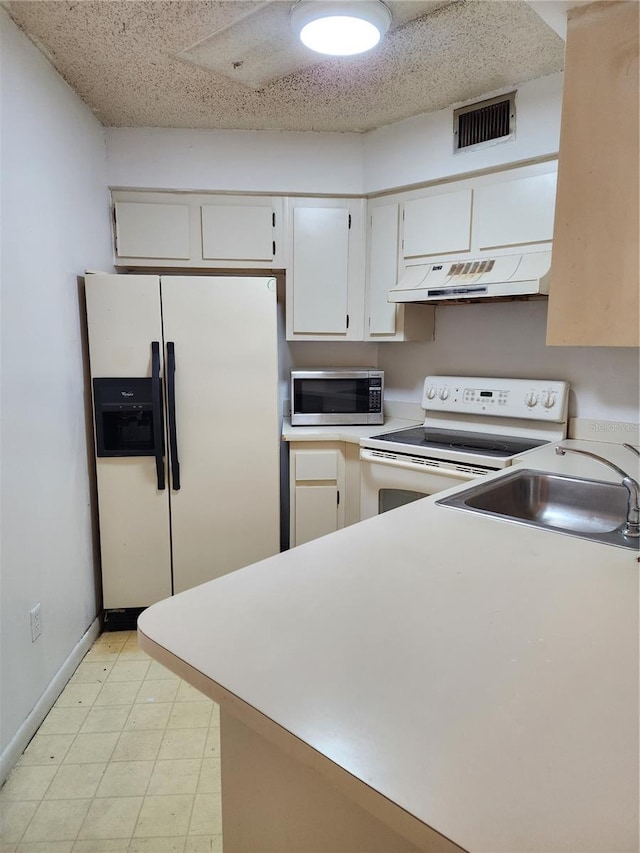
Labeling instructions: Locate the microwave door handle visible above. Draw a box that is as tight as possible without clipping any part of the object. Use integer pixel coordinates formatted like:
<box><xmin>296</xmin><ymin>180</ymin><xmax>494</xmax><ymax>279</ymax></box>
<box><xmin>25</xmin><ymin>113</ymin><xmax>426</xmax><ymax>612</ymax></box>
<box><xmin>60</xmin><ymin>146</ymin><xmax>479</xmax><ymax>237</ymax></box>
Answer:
<box><xmin>166</xmin><ymin>342</ymin><xmax>181</xmax><ymax>491</ymax></box>
<box><xmin>151</xmin><ymin>342</ymin><xmax>166</xmax><ymax>490</ymax></box>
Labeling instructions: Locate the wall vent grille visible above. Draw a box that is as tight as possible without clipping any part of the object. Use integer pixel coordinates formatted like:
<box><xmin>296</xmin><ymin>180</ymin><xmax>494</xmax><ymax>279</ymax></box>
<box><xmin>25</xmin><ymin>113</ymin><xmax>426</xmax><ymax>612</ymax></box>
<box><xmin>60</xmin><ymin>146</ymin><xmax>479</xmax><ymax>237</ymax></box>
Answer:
<box><xmin>454</xmin><ymin>93</ymin><xmax>515</xmax><ymax>152</ymax></box>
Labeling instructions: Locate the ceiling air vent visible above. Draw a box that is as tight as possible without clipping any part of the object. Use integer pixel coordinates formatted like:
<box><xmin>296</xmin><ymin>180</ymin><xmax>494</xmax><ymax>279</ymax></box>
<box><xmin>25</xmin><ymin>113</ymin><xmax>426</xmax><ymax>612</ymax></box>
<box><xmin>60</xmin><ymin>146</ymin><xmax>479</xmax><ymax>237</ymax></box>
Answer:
<box><xmin>454</xmin><ymin>92</ymin><xmax>515</xmax><ymax>153</ymax></box>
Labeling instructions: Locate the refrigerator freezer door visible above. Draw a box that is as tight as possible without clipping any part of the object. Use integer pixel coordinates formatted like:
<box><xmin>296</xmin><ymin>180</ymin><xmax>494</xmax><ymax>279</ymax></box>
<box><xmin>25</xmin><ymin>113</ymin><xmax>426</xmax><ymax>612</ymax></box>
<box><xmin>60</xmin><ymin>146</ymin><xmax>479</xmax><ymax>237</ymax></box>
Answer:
<box><xmin>86</xmin><ymin>274</ymin><xmax>163</xmax><ymax>377</ymax></box>
<box><xmin>160</xmin><ymin>276</ymin><xmax>280</xmax><ymax>593</ymax></box>
<box><xmin>85</xmin><ymin>273</ymin><xmax>172</xmax><ymax>608</ymax></box>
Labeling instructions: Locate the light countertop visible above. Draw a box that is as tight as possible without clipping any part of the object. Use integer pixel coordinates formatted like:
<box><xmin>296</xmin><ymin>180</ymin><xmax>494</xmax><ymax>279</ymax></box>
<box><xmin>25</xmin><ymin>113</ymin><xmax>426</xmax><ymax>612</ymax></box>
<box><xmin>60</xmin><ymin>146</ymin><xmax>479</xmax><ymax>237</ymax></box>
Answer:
<box><xmin>511</xmin><ymin>436</ymin><xmax>640</xmax><ymax>478</ymax></box>
<box><xmin>281</xmin><ymin>416</ymin><xmax>421</xmax><ymax>443</ymax></box>
<box><xmin>139</xmin><ymin>439</ymin><xmax>639</xmax><ymax>853</ymax></box>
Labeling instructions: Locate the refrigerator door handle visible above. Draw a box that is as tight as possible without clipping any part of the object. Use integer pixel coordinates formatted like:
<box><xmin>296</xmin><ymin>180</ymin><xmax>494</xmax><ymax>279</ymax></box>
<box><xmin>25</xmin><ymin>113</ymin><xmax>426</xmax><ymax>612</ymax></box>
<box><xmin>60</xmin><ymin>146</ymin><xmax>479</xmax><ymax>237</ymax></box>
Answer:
<box><xmin>151</xmin><ymin>341</ymin><xmax>165</xmax><ymax>491</ymax></box>
<box><xmin>166</xmin><ymin>341</ymin><xmax>181</xmax><ymax>491</ymax></box>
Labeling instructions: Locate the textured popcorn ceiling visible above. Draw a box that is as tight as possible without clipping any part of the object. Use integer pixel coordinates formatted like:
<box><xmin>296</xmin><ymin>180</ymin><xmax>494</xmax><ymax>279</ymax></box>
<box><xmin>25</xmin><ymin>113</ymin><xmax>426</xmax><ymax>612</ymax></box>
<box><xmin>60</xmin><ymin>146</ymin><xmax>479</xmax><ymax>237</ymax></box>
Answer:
<box><xmin>176</xmin><ymin>1</ymin><xmax>453</xmax><ymax>90</ymax></box>
<box><xmin>5</xmin><ymin>0</ymin><xmax>565</xmax><ymax>132</ymax></box>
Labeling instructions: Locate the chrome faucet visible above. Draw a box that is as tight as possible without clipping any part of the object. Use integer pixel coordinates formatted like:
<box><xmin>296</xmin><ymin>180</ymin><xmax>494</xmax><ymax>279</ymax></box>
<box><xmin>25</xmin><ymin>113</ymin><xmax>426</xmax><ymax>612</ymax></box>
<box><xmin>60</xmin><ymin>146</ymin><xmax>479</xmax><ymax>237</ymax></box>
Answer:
<box><xmin>555</xmin><ymin>446</ymin><xmax>640</xmax><ymax>538</ymax></box>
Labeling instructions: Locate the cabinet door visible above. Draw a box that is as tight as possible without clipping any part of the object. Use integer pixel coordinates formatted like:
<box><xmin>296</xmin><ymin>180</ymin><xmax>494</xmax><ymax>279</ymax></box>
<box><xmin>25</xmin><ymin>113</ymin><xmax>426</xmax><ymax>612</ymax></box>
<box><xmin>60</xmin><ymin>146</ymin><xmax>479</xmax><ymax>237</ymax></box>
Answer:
<box><xmin>294</xmin><ymin>485</ymin><xmax>339</xmax><ymax>545</ymax></box>
<box><xmin>402</xmin><ymin>190</ymin><xmax>472</xmax><ymax>258</ymax></box>
<box><xmin>291</xmin><ymin>206</ymin><xmax>350</xmax><ymax>334</ymax></box>
<box><xmin>365</xmin><ymin>203</ymin><xmax>435</xmax><ymax>342</ymax></box>
<box><xmin>286</xmin><ymin>198</ymin><xmax>365</xmax><ymax>341</ymax></box>
<box><xmin>201</xmin><ymin>205</ymin><xmax>274</xmax><ymax>261</ymax></box>
<box><xmin>115</xmin><ymin>202</ymin><xmax>191</xmax><ymax>260</ymax></box>
<box><xmin>474</xmin><ymin>173</ymin><xmax>557</xmax><ymax>250</ymax></box>
<box><xmin>368</xmin><ymin>203</ymin><xmax>399</xmax><ymax>336</ymax></box>
<box><xmin>295</xmin><ymin>449</ymin><xmax>339</xmax><ymax>481</ymax></box>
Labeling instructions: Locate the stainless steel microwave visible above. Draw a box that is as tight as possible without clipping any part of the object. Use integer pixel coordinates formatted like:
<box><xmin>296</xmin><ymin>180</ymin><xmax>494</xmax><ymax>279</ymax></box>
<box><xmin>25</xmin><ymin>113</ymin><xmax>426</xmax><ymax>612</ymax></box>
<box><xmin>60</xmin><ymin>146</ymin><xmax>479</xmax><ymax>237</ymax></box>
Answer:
<box><xmin>290</xmin><ymin>369</ymin><xmax>384</xmax><ymax>426</ymax></box>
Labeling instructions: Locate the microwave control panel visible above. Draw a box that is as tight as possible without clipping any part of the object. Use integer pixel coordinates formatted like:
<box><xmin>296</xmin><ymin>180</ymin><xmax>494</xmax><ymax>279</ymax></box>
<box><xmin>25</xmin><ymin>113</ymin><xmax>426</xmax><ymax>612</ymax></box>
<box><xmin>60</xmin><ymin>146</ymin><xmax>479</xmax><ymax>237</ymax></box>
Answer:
<box><xmin>369</xmin><ymin>375</ymin><xmax>383</xmax><ymax>412</ymax></box>
<box><xmin>421</xmin><ymin>376</ymin><xmax>569</xmax><ymax>422</ymax></box>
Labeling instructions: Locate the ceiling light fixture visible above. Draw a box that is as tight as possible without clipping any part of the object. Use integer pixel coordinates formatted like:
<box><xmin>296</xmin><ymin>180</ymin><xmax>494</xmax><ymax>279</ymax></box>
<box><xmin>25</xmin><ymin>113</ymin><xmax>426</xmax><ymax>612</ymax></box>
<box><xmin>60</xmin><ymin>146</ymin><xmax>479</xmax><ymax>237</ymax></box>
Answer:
<box><xmin>291</xmin><ymin>0</ymin><xmax>392</xmax><ymax>56</ymax></box>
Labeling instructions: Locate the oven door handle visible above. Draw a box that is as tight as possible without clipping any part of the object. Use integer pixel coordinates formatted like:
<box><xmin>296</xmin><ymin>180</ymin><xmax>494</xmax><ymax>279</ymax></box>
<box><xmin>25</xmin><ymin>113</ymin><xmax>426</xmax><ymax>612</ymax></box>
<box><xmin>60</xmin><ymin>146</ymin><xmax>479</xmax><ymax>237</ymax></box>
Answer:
<box><xmin>166</xmin><ymin>341</ymin><xmax>181</xmax><ymax>491</ymax></box>
<box><xmin>151</xmin><ymin>341</ymin><xmax>165</xmax><ymax>491</ymax></box>
<box><xmin>359</xmin><ymin>448</ymin><xmax>483</xmax><ymax>479</ymax></box>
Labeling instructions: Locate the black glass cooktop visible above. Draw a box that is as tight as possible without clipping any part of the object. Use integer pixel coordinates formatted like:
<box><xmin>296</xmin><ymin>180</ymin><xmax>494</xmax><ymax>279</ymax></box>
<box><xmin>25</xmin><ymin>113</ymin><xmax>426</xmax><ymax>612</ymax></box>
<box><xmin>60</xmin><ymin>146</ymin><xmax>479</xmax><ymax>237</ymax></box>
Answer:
<box><xmin>370</xmin><ymin>427</ymin><xmax>548</xmax><ymax>459</ymax></box>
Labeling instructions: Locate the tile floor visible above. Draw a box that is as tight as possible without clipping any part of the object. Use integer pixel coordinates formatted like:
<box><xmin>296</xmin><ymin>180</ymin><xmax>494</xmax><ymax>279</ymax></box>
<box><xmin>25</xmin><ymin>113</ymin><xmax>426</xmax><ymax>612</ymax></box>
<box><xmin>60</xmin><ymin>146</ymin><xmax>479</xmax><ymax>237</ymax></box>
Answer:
<box><xmin>0</xmin><ymin>631</ymin><xmax>223</xmax><ymax>853</ymax></box>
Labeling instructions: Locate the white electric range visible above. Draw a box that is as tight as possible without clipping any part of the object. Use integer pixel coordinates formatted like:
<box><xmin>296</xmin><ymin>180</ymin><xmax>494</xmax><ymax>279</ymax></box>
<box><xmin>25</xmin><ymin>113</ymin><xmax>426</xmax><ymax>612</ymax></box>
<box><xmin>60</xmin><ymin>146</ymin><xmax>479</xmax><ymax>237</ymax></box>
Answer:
<box><xmin>360</xmin><ymin>375</ymin><xmax>570</xmax><ymax>519</ymax></box>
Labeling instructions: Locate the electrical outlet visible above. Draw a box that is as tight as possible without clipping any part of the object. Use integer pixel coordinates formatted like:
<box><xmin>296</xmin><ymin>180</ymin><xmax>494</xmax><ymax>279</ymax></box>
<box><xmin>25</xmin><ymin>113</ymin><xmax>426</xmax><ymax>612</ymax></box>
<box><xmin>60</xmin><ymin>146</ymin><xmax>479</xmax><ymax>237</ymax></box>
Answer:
<box><xmin>30</xmin><ymin>603</ymin><xmax>42</xmax><ymax>642</ymax></box>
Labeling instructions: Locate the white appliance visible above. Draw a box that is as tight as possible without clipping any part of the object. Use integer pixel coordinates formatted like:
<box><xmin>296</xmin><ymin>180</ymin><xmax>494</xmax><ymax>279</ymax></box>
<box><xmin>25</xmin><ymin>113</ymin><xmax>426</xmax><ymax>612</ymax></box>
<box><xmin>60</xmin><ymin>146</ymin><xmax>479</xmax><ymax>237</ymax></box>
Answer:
<box><xmin>85</xmin><ymin>273</ymin><xmax>280</xmax><ymax>626</ymax></box>
<box><xmin>360</xmin><ymin>375</ymin><xmax>569</xmax><ymax>519</ymax></box>
<box><xmin>388</xmin><ymin>251</ymin><xmax>550</xmax><ymax>303</ymax></box>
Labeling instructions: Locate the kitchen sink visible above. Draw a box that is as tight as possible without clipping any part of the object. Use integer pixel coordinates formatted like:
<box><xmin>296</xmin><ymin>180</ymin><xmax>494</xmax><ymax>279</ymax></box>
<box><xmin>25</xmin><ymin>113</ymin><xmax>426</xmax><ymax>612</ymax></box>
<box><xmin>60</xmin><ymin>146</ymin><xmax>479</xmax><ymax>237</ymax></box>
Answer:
<box><xmin>436</xmin><ymin>469</ymin><xmax>640</xmax><ymax>550</ymax></box>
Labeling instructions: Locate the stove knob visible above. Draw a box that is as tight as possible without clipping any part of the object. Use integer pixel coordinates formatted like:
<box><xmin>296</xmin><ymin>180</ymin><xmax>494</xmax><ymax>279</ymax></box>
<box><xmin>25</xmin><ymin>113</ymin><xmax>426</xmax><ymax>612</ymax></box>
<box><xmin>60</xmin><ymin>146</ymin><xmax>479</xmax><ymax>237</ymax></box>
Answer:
<box><xmin>439</xmin><ymin>387</ymin><xmax>449</xmax><ymax>401</ymax></box>
<box><xmin>542</xmin><ymin>392</ymin><xmax>556</xmax><ymax>409</ymax></box>
<box><xmin>525</xmin><ymin>391</ymin><xmax>538</xmax><ymax>408</ymax></box>
<box><xmin>426</xmin><ymin>385</ymin><xmax>437</xmax><ymax>400</ymax></box>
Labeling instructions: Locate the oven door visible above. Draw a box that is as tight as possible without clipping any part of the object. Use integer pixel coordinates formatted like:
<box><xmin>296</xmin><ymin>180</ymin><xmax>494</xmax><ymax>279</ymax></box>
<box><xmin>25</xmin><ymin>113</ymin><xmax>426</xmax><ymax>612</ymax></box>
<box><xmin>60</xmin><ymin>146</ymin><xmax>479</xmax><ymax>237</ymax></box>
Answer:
<box><xmin>359</xmin><ymin>448</ymin><xmax>490</xmax><ymax>520</ymax></box>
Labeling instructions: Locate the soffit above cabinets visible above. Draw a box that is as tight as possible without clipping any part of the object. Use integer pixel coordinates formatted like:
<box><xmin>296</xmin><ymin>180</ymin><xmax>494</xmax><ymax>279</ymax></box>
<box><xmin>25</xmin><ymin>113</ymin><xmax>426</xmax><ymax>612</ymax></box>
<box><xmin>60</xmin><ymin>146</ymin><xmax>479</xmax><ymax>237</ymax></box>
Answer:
<box><xmin>4</xmin><ymin>0</ymin><xmax>565</xmax><ymax>132</ymax></box>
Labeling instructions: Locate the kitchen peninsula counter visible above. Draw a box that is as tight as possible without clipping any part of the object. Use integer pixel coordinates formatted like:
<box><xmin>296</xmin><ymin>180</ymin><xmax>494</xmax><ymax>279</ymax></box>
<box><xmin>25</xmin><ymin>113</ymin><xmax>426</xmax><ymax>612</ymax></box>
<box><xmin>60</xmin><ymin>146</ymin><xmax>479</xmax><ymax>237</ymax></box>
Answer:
<box><xmin>138</xmin><ymin>439</ymin><xmax>639</xmax><ymax>853</ymax></box>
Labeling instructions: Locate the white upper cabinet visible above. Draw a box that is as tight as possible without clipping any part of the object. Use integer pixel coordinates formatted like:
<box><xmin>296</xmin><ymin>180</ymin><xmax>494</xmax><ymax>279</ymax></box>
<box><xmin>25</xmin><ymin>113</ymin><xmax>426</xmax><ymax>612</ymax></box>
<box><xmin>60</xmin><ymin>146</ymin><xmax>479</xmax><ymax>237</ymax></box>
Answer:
<box><xmin>402</xmin><ymin>190</ymin><xmax>473</xmax><ymax>258</ymax></box>
<box><xmin>399</xmin><ymin>163</ymin><xmax>558</xmax><ymax>265</ymax></box>
<box><xmin>112</xmin><ymin>191</ymin><xmax>283</xmax><ymax>269</ymax></box>
<box><xmin>201</xmin><ymin>203</ymin><xmax>275</xmax><ymax>262</ymax></box>
<box><xmin>110</xmin><ymin>162</ymin><xmax>557</xmax><ymax>341</ymax></box>
<box><xmin>367</xmin><ymin>204</ymin><xmax>399</xmax><ymax>335</ymax></box>
<box><xmin>365</xmin><ymin>202</ymin><xmax>434</xmax><ymax>342</ymax></box>
<box><xmin>474</xmin><ymin>173</ymin><xmax>557</xmax><ymax>250</ymax></box>
<box><xmin>115</xmin><ymin>202</ymin><xmax>191</xmax><ymax>260</ymax></box>
<box><xmin>291</xmin><ymin>206</ymin><xmax>349</xmax><ymax>334</ymax></box>
<box><xmin>285</xmin><ymin>197</ymin><xmax>365</xmax><ymax>341</ymax></box>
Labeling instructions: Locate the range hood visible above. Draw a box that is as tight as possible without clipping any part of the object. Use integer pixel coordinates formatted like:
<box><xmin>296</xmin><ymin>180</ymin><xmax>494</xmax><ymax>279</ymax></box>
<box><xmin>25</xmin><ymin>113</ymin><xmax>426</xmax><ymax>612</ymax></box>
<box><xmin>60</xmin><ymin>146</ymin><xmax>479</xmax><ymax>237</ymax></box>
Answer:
<box><xmin>388</xmin><ymin>250</ymin><xmax>551</xmax><ymax>303</ymax></box>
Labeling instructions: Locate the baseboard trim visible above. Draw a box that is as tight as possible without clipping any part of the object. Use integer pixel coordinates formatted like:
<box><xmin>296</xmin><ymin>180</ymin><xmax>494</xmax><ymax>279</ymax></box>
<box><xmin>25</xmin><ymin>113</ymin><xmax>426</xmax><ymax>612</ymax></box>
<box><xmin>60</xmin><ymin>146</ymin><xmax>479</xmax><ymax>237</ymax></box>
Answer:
<box><xmin>0</xmin><ymin>616</ymin><xmax>101</xmax><ymax>786</ymax></box>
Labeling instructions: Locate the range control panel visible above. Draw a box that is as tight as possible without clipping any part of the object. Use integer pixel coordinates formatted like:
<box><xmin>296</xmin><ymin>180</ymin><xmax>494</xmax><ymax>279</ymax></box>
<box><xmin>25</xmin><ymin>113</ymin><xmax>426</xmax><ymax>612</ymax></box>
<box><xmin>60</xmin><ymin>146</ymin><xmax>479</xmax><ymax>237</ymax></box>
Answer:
<box><xmin>421</xmin><ymin>376</ymin><xmax>569</xmax><ymax>422</ymax></box>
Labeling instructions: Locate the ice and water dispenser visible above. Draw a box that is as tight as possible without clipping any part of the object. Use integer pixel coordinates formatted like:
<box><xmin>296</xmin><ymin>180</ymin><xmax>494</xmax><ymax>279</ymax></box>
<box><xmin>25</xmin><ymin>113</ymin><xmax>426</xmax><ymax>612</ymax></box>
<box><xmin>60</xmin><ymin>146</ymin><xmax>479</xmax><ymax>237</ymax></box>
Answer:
<box><xmin>93</xmin><ymin>378</ymin><xmax>162</xmax><ymax>457</ymax></box>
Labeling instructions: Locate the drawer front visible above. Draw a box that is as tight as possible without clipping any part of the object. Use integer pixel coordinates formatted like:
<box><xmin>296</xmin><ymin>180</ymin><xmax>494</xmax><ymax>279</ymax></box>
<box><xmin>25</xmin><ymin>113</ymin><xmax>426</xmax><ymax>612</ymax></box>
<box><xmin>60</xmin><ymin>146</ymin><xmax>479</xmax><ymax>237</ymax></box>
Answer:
<box><xmin>295</xmin><ymin>449</ymin><xmax>339</xmax><ymax>481</ymax></box>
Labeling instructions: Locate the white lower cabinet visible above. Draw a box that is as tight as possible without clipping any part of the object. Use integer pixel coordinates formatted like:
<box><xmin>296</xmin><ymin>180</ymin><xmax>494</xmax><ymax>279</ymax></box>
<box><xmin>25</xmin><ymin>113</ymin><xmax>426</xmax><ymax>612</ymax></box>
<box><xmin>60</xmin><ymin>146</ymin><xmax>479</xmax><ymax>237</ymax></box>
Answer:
<box><xmin>289</xmin><ymin>441</ymin><xmax>361</xmax><ymax>547</ymax></box>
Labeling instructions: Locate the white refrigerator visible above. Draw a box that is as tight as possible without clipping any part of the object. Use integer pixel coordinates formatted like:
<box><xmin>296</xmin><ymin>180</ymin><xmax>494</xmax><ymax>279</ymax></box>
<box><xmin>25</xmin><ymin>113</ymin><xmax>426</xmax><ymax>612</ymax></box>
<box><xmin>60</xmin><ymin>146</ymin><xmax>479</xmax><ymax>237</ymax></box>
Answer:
<box><xmin>85</xmin><ymin>273</ymin><xmax>280</xmax><ymax>623</ymax></box>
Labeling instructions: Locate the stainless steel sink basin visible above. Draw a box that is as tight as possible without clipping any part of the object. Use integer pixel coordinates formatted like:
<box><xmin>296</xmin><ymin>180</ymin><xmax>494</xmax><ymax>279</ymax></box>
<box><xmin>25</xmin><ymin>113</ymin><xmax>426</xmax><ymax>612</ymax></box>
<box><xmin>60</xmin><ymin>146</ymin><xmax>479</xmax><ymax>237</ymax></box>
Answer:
<box><xmin>436</xmin><ymin>469</ymin><xmax>640</xmax><ymax>550</ymax></box>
